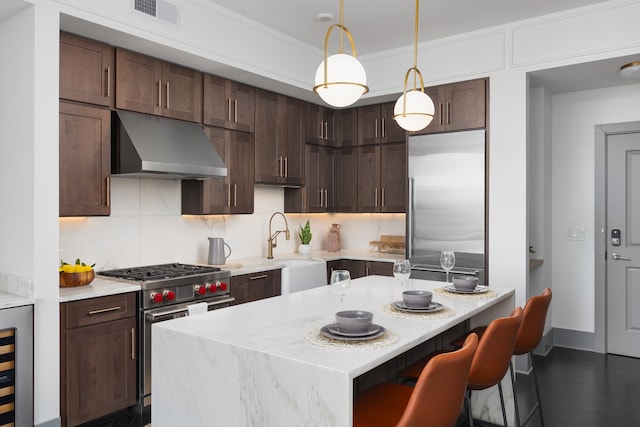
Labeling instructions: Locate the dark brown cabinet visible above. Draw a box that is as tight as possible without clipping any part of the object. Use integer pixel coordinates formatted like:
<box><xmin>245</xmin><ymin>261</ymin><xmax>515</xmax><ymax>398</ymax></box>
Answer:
<box><xmin>182</xmin><ymin>127</ymin><xmax>255</xmax><ymax>214</ymax></box>
<box><xmin>326</xmin><ymin>259</ymin><xmax>393</xmax><ymax>281</ymax></box>
<box><xmin>417</xmin><ymin>79</ymin><xmax>486</xmax><ymax>134</ymax></box>
<box><xmin>336</xmin><ymin>108</ymin><xmax>358</xmax><ymax>147</ymax></box>
<box><xmin>203</xmin><ymin>74</ymin><xmax>255</xmax><ymax>133</ymax></box>
<box><xmin>60</xmin><ymin>32</ymin><xmax>114</xmax><ymax>107</ymax></box>
<box><xmin>115</xmin><ymin>48</ymin><xmax>203</xmax><ymax>122</ymax></box>
<box><xmin>59</xmin><ymin>101</ymin><xmax>111</xmax><ymax>217</ymax></box>
<box><xmin>230</xmin><ymin>269</ymin><xmax>281</xmax><ymax>305</ymax></box>
<box><xmin>305</xmin><ymin>103</ymin><xmax>335</xmax><ymax>145</ymax></box>
<box><xmin>357</xmin><ymin>103</ymin><xmax>406</xmax><ymax>145</ymax></box>
<box><xmin>357</xmin><ymin>142</ymin><xmax>406</xmax><ymax>213</ymax></box>
<box><xmin>334</xmin><ymin>146</ymin><xmax>358</xmax><ymax>212</ymax></box>
<box><xmin>284</xmin><ymin>144</ymin><xmax>335</xmax><ymax>213</ymax></box>
<box><xmin>60</xmin><ymin>293</ymin><xmax>137</xmax><ymax>427</ymax></box>
<box><xmin>254</xmin><ymin>89</ymin><xmax>304</xmax><ymax>186</ymax></box>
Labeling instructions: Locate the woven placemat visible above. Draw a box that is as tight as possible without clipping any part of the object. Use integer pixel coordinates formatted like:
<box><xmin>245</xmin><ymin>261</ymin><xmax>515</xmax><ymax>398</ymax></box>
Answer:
<box><xmin>380</xmin><ymin>303</ymin><xmax>456</xmax><ymax>320</ymax></box>
<box><xmin>433</xmin><ymin>287</ymin><xmax>498</xmax><ymax>300</ymax></box>
<box><xmin>305</xmin><ymin>326</ymin><xmax>399</xmax><ymax>351</ymax></box>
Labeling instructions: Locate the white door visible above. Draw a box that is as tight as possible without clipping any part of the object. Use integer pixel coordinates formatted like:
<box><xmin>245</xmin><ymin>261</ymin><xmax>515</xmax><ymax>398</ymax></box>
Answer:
<box><xmin>607</xmin><ymin>131</ymin><xmax>640</xmax><ymax>357</ymax></box>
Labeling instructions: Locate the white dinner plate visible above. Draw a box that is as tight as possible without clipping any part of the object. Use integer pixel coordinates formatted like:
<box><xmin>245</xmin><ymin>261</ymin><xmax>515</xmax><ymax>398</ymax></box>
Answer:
<box><xmin>320</xmin><ymin>324</ymin><xmax>386</xmax><ymax>341</ymax></box>
<box><xmin>391</xmin><ymin>301</ymin><xmax>444</xmax><ymax>313</ymax></box>
<box><xmin>326</xmin><ymin>323</ymin><xmax>382</xmax><ymax>337</ymax></box>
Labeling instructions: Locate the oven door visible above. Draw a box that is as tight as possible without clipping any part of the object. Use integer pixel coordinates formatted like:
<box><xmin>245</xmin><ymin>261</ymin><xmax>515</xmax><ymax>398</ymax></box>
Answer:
<box><xmin>140</xmin><ymin>295</ymin><xmax>234</xmax><ymax>408</ymax></box>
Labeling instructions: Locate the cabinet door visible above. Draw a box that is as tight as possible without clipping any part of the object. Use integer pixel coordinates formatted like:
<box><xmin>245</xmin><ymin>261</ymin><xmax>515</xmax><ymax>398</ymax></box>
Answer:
<box><xmin>162</xmin><ymin>61</ymin><xmax>202</xmax><ymax>122</ymax></box>
<box><xmin>445</xmin><ymin>79</ymin><xmax>486</xmax><ymax>131</ymax></box>
<box><xmin>65</xmin><ymin>317</ymin><xmax>137</xmax><ymax>426</ymax></box>
<box><xmin>335</xmin><ymin>146</ymin><xmax>358</xmax><ymax>212</ymax></box>
<box><xmin>228</xmin><ymin>131</ymin><xmax>255</xmax><ymax>214</ymax></box>
<box><xmin>411</xmin><ymin>85</ymin><xmax>445</xmax><ymax>135</ymax></box>
<box><xmin>230</xmin><ymin>270</ymin><xmax>281</xmax><ymax>305</ymax></box>
<box><xmin>60</xmin><ymin>32</ymin><xmax>114</xmax><ymax>107</ymax></box>
<box><xmin>115</xmin><ymin>48</ymin><xmax>162</xmax><ymax>115</ymax></box>
<box><xmin>336</xmin><ymin>108</ymin><xmax>358</xmax><ymax>147</ymax></box>
<box><xmin>304</xmin><ymin>144</ymin><xmax>323</xmax><ymax>212</ymax></box>
<box><xmin>203</xmin><ymin>76</ymin><xmax>255</xmax><ymax>132</ymax></box>
<box><xmin>357</xmin><ymin>145</ymin><xmax>381</xmax><ymax>212</ymax></box>
<box><xmin>254</xmin><ymin>89</ymin><xmax>281</xmax><ymax>184</ymax></box>
<box><xmin>321</xmin><ymin>146</ymin><xmax>336</xmax><ymax>211</ymax></box>
<box><xmin>305</xmin><ymin>104</ymin><xmax>324</xmax><ymax>145</ymax></box>
<box><xmin>327</xmin><ymin>259</ymin><xmax>366</xmax><ymax>280</ymax></box>
<box><xmin>279</xmin><ymin>96</ymin><xmax>304</xmax><ymax>186</ymax></box>
<box><xmin>357</xmin><ymin>104</ymin><xmax>381</xmax><ymax>146</ymax></box>
<box><xmin>380</xmin><ymin>142</ymin><xmax>407</xmax><ymax>213</ymax></box>
<box><xmin>380</xmin><ymin>102</ymin><xmax>406</xmax><ymax>144</ymax></box>
<box><xmin>59</xmin><ymin>102</ymin><xmax>111</xmax><ymax>217</ymax></box>
<box><xmin>366</xmin><ymin>261</ymin><xmax>393</xmax><ymax>277</ymax></box>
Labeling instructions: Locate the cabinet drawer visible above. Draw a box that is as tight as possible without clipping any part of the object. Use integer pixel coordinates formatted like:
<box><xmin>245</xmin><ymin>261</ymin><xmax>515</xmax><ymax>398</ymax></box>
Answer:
<box><xmin>63</xmin><ymin>293</ymin><xmax>137</xmax><ymax>329</ymax></box>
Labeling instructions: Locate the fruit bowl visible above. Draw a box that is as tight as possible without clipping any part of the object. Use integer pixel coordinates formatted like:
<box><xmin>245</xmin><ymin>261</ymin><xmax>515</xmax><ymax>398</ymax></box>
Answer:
<box><xmin>59</xmin><ymin>269</ymin><xmax>95</xmax><ymax>287</ymax></box>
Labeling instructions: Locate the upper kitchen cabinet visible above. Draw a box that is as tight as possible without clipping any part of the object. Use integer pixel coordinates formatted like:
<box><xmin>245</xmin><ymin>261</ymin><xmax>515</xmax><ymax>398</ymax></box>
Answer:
<box><xmin>182</xmin><ymin>127</ymin><xmax>255</xmax><ymax>215</ymax></box>
<box><xmin>357</xmin><ymin>102</ymin><xmax>406</xmax><ymax>145</ymax></box>
<box><xmin>254</xmin><ymin>89</ymin><xmax>304</xmax><ymax>186</ymax></box>
<box><xmin>357</xmin><ymin>142</ymin><xmax>406</xmax><ymax>213</ymax></box>
<box><xmin>336</xmin><ymin>108</ymin><xmax>358</xmax><ymax>147</ymax></box>
<box><xmin>284</xmin><ymin>144</ymin><xmax>335</xmax><ymax>213</ymax></box>
<box><xmin>60</xmin><ymin>32</ymin><xmax>115</xmax><ymax>107</ymax></box>
<box><xmin>334</xmin><ymin>146</ymin><xmax>358</xmax><ymax>212</ymax></box>
<box><xmin>59</xmin><ymin>101</ymin><xmax>111</xmax><ymax>217</ymax></box>
<box><xmin>203</xmin><ymin>74</ymin><xmax>255</xmax><ymax>133</ymax></box>
<box><xmin>115</xmin><ymin>48</ymin><xmax>203</xmax><ymax>122</ymax></box>
<box><xmin>417</xmin><ymin>78</ymin><xmax>486</xmax><ymax>134</ymax></box>
<box><xmin>305</xmin><ymin>103</ymin><xmax>335</xmax><ymax>146</ymax></box>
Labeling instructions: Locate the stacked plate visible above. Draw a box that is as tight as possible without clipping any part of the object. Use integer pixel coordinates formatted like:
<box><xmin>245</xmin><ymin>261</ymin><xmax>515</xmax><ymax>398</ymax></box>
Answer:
<box><xmin>391</xmin><ymin>300</ymin><xmax>445</xmax><ymax>313</ymax></box>
<box><xmin>444</xmin><ymin>284</ymin><xmax>490</xmax><ymax>295</ymax></box>
<box><xmin>320</xmin><ymin>323</ymin><xmax>386</xmax><ymax>341</ymax></box>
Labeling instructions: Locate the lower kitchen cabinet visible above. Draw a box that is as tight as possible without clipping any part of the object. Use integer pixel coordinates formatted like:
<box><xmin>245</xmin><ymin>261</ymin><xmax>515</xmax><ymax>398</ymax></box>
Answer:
<box><xmin>326</xmin><ymin>259</ymin><xmax>392</xmax><ymax>281</ymax></box>
<box><xmin>230</xmin><ymin>269</ymin><xmax>281</xmax><ymax>305</ymax></box>
<box><xmin>60</xmin><ymin>293</ymin><xmax>138</xmax><ymax>427</ymax></box>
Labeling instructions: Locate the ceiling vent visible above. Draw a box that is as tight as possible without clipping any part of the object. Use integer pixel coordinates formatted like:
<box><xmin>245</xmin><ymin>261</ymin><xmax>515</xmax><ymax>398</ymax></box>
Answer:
<box><xmin>133</xmin><ymin>0</ymin><xmax>179</xmax><ymax>26</ymax></box>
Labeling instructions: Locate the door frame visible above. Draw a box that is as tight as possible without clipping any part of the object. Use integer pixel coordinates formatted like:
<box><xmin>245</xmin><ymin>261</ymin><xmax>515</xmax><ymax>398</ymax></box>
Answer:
<box><xmin>594</xmin><ymin>121</ymin><xmax>640</xmax><ymax>353</ymax></box>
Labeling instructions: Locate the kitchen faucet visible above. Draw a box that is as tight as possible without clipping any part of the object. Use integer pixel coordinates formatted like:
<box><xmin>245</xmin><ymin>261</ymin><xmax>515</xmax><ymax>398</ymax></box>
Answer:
<box><xmin>267</xmin><ymin>211</ymin><xmax>290</xmax><ymax>259</ymax></box>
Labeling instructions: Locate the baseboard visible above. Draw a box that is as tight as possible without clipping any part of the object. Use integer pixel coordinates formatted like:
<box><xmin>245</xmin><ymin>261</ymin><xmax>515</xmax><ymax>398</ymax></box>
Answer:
<box><xmin>35</xmin><ymin>417</ymin><xmax>61</xmax><ymax>427</ymax></box>
<box><xmin>551</xmin><ymin>327</ymin><xmax>595</xmax><ymax>352</ymax></box>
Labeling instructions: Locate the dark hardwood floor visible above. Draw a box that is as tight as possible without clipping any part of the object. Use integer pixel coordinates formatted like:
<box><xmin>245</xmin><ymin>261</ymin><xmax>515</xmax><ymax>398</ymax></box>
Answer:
<box><xmin>79</xmin><ymin>347</ymin><xmax>640</xmax><ymax>427</ymax></box>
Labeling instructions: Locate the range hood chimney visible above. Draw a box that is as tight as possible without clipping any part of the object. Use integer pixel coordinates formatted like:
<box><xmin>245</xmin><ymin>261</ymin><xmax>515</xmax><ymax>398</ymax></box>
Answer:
<box><xmin>112</xmin><ymin>110</ymin><xmax>227</xmax><ymax>179</ymax></box>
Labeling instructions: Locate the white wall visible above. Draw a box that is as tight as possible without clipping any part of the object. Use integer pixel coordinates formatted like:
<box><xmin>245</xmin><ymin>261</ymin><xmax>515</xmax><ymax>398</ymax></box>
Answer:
<box><xmin>551</xmin><ymin>83</ymin><xmax>640</xmax><ymax>333</ymax></box>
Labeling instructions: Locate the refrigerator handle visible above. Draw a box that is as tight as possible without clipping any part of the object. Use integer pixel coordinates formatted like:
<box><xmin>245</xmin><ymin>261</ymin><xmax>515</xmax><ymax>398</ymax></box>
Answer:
<box><xmin>406</xmin><ymin>178</ymin><xmax>414</xmax><ymax>258</ymax></box>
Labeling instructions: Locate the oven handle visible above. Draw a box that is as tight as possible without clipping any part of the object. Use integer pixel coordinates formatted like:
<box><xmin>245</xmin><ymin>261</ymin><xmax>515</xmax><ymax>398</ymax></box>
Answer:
<box><xmin>145</xmin><ymin>297</ymin><xmax>235</xmax><ymax>321</ymax></box>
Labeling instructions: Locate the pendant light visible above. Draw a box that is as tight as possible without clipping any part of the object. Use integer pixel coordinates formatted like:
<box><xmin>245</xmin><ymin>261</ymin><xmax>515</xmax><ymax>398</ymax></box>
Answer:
<box><xmin>393</xmin><ymin>0</ymin><xmax>434</xmax><ymax>132</ymax></box>
<box><xmin>313</xmin><ymin>0</ymin><xmax>369</xmax><ymax>107</ymax></box>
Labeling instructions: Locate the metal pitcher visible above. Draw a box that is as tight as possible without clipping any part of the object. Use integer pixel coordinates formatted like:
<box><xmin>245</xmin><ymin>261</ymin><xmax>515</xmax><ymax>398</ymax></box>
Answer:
<box><xmin>208</xmin><ymin>237</ymin><xmax>231</xmax><ymax>265</ymax></box>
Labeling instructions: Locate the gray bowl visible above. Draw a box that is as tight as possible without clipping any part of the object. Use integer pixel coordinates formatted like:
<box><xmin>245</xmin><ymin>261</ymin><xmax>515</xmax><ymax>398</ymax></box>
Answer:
<box><xmin>402</xmin><ymin>290</ymin><xmax>433</xmax><ymax>308</ymax></box>
<box><xmin>452</xmin><ymin>276</ymin><xmax>479</xmax><ymax>291</ymax></box>
<box><xmin>335</xmin><ymin>310</ymin><xmax>373</xmax><ymax>333</ymax></box>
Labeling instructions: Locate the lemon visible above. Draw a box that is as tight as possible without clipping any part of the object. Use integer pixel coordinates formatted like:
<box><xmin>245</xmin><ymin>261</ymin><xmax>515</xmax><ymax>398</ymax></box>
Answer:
<box><xmin>62</xmin><ymin>264</ymin><xmax>75</xmax><ymax>273</ymax></box>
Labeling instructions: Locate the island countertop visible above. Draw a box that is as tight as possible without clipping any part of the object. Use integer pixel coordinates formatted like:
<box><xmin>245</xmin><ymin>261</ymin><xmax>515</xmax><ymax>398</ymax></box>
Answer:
<box><xmin>152</xmin><ymin>276</ymin><xmax>514</xmax><ymax>426</ymax></box>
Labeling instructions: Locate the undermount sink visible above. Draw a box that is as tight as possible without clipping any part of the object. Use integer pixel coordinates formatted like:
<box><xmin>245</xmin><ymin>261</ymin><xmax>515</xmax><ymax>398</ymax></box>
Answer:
<box><xmin>279</xmin><ymin>258</ymin><xmax>327</xmax><ymax>294</ymax></box>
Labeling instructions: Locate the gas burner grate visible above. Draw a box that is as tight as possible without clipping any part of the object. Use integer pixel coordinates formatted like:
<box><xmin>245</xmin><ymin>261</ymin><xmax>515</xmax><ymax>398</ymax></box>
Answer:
<box><xmin>98</xmin><ymin>263</ymin><xmax>221</xmax><ymax>281</ymax></box>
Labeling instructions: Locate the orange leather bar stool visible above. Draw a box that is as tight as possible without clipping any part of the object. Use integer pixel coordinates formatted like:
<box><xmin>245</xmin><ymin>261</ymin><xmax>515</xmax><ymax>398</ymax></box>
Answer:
<box><xmin>353</xmin><ymin>333</ymin><xmax>478</xmax><ymax>427</ymax></box>
<box><xmin>399</xmin><ymin>307</ymin><xmax>524</xmax><ymax>427</ymax></box>
<box><xmin>450</xmin><ymin>288</ymin><xmax>552</xmax><ymax>427</ymax></box>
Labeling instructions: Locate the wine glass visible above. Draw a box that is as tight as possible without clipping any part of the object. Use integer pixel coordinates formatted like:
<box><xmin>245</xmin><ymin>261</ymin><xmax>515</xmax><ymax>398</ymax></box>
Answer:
<box><xmin>440</xmin><ymin>251</ymin><xmax>456</xmax><ymax>284</ymax></box>
<box><xmin>393</xmin><ymin>259</ymin><xmax>411</xmax><ymax>290</ymax></box>
<box><xmin>330</xmin><ymin>269</ymin><xmax>351</xmax><ymax>307</ymax></box>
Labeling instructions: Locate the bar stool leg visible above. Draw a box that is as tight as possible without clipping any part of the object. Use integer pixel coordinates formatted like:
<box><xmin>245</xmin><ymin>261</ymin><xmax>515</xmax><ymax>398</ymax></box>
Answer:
<box><xmin>465</xmin><ymin>391</ymin><xmax>475</xmax><ymax>427</ymax></box>
<box><xmin>498</xmin><ymin>382</ymin><xmax>508</xmax><ymax>427</ymax></box>
<box><xmin>530</xmin><ymin>353</ymin><xmax>545</xmax><ymax>427</ymax></box>
<box><xmin>509</xmin><ymin>361</ymin><xmax>522</xmax><ymax>427</ymax></box>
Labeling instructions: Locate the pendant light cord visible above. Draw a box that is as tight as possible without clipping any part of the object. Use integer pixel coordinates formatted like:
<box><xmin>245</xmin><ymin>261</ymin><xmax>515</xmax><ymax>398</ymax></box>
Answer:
<box><xmin>339</xmin><ymin>0</ymin><xmax>344</xmax><ymax>53</ymax></box>
<box><xmin>413</xmin><ymin>0</ymin><xmax>419</xmax><ymax>89</ymax></box>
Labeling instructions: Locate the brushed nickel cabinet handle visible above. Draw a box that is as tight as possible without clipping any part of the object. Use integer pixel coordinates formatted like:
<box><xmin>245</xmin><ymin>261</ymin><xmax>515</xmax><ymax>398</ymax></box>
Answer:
<box><xmin>381</xmin><ymin>188</ymin><xmax>386</xmax><ymax>207</ymax></box>
<box><xmin>382</xmin><ymin>118</ymin><xmax>386</xmax><ymax>137</ymax></box>
<box><xmin>439</xmin><ymin>103</ymin><xmax>444</xmax><ymax>125</ymax></box>
<box><xmin>249</xmin><ymin>274</ymin><xmax>269</xmax><ymax>280</ymax></box>
<box><xmin>227</xmin><ymin>184</ymin><xmax>232</xmax><ymax>207</ymax></box>
<box><xmin>228</xmin><ymin>98</ymin><xmax>232</xmax><ymax>122</ymax></box>
<box><xmin>234</xmin><ymin>184</ymin><xmax>237</xmax><ymax>207</ymax></box>
<box><xmin>319</xmin><ymin>121</ymin><xmax>323</xmax><ymax>139</ymax></box>
<box><xmin>158</xmin><ymin>80</ymin><xmax>162</xmax><ymax>107</ymax></box>
<box><xmin>166</xmin><ymin>82</ymin><xmax>170</xmax><ymax>109</ymax></box>
<box><xmin>88</xmin><ymin>306</ymin><xmax>121</xmax><ymax>315</ymax></box>
<box><xmin>234</xmin><ymin>99</ymin><xmax>238</xmax><ymax>123</ymax></box>
<box><xmin>324</xmin><ymin>189</ymin><xmax>328</xmax><ymax>208</ymax></box>
<box><xmin>284</xmin><ymin>157</ymin><xmax>288</xmax><ymax>178</ymax></box>
<box><xmin>375</xmin><ymin>119</ymin><xmax>378</xmax><ymax>138</ymax></box>
<box><xmin>374</xmin><ymin>188</ymin><xmax>378</xmax><ymax>207</ymax></box>
<box><xmin>105</xmin><ymin>67</ymin><xmax>110</xmax><ymax>97</ymax></box>
<box><xmin>447</xmin><ymin>102</ymin><xmax>451</xmax><ymax>124</ymax></box>
<box><xmin>106</xmin><ymin>176</ymin><xmax>110</xmax><ymax>208</ymax></box>
<box><xmin>324</xmin><ymin>121</ymin><xmax>328</xmax><ymax>140</ymax></box>
<box><xmin>131</xmin><ymin>328</ymin><xmax>135</xmax><ymax>360</ymax></box>
<box><xmin>278</xmin><ymin>156</ymin><xmax>283</xmax><ymax>177</ymax></box>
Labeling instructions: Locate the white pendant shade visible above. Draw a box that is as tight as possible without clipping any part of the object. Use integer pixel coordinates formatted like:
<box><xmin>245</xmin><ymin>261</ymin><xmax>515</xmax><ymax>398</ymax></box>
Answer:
<box><xmin>314</xmin><ymin>53</ymin><xmax>368</xmax><ymax>107</ymax></box>
<box><xmin>394</xmin><ymin>90</ymin><xmax>435</xmax><ymax>131</ymax></box>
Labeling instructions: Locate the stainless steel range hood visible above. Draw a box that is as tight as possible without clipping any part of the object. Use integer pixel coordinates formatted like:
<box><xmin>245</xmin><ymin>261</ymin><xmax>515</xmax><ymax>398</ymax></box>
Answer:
<box><xmin>112</xmin><ymin>110</ymin><xmax>227</xmax><ymax>179</ymax></box>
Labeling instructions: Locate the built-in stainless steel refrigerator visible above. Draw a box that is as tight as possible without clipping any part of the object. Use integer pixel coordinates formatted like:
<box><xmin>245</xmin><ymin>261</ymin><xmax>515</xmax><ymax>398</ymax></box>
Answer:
<box><xmin>406</xmin><ymin>129</ymin><xmax>486</xmax><ymax>283</ymax></box>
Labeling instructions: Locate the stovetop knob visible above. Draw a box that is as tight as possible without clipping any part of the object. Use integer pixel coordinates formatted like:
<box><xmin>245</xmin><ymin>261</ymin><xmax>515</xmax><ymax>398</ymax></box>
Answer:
<box><xmin>219</xmin><ymin>282</ymin><xmax>228</xmax><ymax>291</ymax></box>
<box><xmin>195</xmin><ymin>285</ymin><xmax>206</xmax><ymax>295</ymax></box>
<box><xmin>163</xmin><ymin>290</ymin><xmax>176</xmax><ymax>301</ymax></box>
<box><xmin>150</xmin><ymin>292</ymin><xmax>163</xmax><ymax>303</ymax></box>
<box><xmin>206</xmin><ymin>283</ymin><xmax>217</xmax><ymax>293</ymax></box>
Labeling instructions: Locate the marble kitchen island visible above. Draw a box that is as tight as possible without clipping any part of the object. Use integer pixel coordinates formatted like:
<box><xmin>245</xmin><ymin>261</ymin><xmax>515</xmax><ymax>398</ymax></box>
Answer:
<box><xmin>152</xmin><ymin>276</ymin><xmax>514</xmax><ymax>426</ymax></box>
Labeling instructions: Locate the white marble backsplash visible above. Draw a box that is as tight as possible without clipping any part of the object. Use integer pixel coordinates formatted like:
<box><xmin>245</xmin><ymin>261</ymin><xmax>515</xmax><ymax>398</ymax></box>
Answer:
<box><xmin>0</xmin><ymin>272</ymin><xmax>34</xmax><ymax>299</ymax></box>
<box><xmin>59</xmin><ymin>178</ymin><xmax>405</xmax><ymax>270</ymax></box>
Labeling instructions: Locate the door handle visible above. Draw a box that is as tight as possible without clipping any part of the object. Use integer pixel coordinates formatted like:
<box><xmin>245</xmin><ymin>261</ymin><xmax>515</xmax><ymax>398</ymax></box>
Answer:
<box><xmin>611</xmin><ymin>253</ymin><xmax>631</xmax><ymax>261</ymax></box>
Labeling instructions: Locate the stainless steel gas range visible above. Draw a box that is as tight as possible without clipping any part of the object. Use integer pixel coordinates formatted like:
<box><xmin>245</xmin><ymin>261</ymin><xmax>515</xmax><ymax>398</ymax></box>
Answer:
<box><xmin>98</xmin><ymin>263</ymin><xmax>233</xmax><ymax>412</ymax></box>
